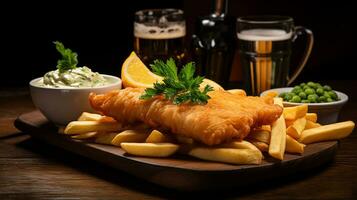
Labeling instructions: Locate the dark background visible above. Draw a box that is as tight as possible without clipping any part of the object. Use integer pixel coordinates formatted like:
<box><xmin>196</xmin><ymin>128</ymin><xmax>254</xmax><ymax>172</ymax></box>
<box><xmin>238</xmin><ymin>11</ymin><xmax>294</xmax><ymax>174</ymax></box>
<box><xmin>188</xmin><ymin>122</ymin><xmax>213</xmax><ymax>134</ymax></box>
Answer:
<box><xmin>1</xmin><ymin>0</ymin><xmax>355</xmax><ymax>87</ymax></box>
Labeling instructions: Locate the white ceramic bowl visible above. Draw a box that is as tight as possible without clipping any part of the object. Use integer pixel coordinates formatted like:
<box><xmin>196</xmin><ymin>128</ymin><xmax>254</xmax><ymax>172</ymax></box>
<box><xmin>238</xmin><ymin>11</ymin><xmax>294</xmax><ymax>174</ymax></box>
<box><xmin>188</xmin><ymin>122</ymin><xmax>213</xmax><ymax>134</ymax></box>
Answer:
<box><xmin>29</xmin><ymin>75</ymin><xmax>122</xmax><ymax>125</ymax></box>
<box><xmin>261</xmin><ymin>87</ymin><xmax>348</xmax><ymax>124</ymax></box>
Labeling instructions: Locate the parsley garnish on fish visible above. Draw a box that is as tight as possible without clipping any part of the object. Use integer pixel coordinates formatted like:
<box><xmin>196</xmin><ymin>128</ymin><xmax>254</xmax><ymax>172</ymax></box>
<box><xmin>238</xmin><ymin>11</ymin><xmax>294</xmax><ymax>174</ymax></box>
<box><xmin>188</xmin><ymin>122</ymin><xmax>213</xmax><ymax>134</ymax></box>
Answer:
<box><xmin>140</xmin><ymin>58</ymin><xmax>213</xmax><ymax>104</ymax></box>
<box><xmin>54</xmin><ymin>41</ymin><xmax>78</xmax><ymax>73</ymax></box>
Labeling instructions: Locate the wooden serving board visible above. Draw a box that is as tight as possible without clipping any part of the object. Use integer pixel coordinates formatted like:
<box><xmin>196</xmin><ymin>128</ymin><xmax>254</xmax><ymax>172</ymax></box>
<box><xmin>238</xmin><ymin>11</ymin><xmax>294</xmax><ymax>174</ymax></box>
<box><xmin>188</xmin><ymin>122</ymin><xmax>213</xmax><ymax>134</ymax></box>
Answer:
<box><xmin>14</xmin><ymin>110</ymin><xmax>338</xmax><ymax>191</ymax></box>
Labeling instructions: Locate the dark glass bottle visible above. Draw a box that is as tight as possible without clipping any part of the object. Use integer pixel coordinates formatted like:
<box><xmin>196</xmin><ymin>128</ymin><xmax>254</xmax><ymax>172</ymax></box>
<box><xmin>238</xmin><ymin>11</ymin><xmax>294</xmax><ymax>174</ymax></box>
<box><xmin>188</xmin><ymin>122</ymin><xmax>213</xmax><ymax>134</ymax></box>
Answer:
<box><xmin>191</xmin><ymin>0</ymin><xmax>236</xmax><ymax>88</ymax></box>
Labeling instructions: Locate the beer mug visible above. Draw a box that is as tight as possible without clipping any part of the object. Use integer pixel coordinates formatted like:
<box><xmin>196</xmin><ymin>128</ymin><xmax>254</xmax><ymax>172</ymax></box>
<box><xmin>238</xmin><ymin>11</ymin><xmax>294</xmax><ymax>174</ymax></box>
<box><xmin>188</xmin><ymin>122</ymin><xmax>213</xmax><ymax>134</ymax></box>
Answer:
<box><xmin>237</xmin><ymin>16</ymin><xmax>313</xmax><ymax>95</ymax></box>
<box><xmin>134</xmin><ymin>9</ymin><xmax>187</xmax><ymax>66</ymax></box>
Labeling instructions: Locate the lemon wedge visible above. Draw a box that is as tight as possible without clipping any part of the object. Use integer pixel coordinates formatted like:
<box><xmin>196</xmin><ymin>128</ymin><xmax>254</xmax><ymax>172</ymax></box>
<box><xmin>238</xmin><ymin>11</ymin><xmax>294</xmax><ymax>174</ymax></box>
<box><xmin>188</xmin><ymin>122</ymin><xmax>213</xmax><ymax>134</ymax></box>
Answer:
<box><xmin>121</xmin><ymin>52</ymin><xmax>163</xmax><ymax>88</ymax></box>
<box><xmin>200</xmin><ymin>78</ymin><xmax>224</xmax><ymax>91</ymax></box>
<box><xmin>121</xmin><ymin>51</ymin><xmax>223</xmax><ymax>91</ymax></box>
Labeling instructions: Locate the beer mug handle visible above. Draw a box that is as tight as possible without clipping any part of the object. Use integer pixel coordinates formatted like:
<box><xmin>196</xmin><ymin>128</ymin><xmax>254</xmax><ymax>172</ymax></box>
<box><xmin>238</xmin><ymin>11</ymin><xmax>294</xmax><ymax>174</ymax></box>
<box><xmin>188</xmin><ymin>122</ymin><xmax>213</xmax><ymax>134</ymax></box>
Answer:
<box><xmin>288</xmin><ymin>26</ymin><xmax>314</xmax><ymax>85</ymax></box>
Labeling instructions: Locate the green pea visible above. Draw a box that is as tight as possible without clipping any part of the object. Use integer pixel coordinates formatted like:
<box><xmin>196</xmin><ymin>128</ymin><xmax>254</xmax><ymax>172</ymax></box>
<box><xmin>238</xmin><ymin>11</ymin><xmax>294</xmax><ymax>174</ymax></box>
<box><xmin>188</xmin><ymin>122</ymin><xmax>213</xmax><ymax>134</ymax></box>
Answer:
<box><xmin>279</xmin><ymin>92</ymin><xmax>287</xmax><ymax>98</ymax></box>
<box><xmin>292</xmin><ymin>88</ymin><xmax>303</xmax><ymax>94</ymax></box>
<box><xmin>324</xmin><ymin>91</ymin><xmax>331</xmax><ymax>99</ymax></box>
<box><xmin>307</xmin><ymin>81</ymin><xmax>316</xmax><ymax>88</ymax></box>
<box><xmin>300</xmin><ymin>83</ymin><xmax>306</xmax><ymax>87</ymax></box>
<box><xmin>318</xmin><ymin>96</ymin><xmax>326</xmax><ymax>103</ymax></box>
<box><xmin>298</xmin><ymin>92</ymin><xmax>307</xmax><ymax>99</ymax></box>
<box><xmin>327</xmin><ymin>98</ymin><xmax>333</xmax><ymax>102</ymax></box>
<box><xmin>301</xmin><ymin>100</ymin><xmax>310</xmax><ymax>103</ymax></box>
<box><xmin>303</xmin><ymin>85</ymin><xmax>311</xmax><ymax>90</ymax></box>
<box><xmin>305</xmin><ymin>88</ymin><xmax>315</xmax><ymax>95</ymax></box>
<box><xmin>316</xmin><ymin>88</ymin><xmax>324</xmax><ymax>96</ymax></box>
<box><xmin>284</xmin><ymin>93</ymin><xmax>293</xmax><ymax>101</ymax></box>
<box><xmin>291</xmin><ymin>95</ymin><xmax>301</xmax><ymax>103</ymax></box>
<box><xmin>316</xmin><ymin>83</ymin><xmax>322</xmax><ymax>88</ymax></box>
<box><xmin>294</xmin><ymin>85</ymin><xmax>302</xmax><ymax>90</ymax></box>
<box><xmin>328</xmin><ymin>91</ymin><xmax>338</xmax><ymax>100</ymax></box>
<box><xmin>323</xmin><ymin>85</ymin><xmax>332</xmax><ymax>91</ymax></box>
<box><xmin>307</xmin><ymin>94</ymin><xmax>317</xmax><ymax>103</ymax></box>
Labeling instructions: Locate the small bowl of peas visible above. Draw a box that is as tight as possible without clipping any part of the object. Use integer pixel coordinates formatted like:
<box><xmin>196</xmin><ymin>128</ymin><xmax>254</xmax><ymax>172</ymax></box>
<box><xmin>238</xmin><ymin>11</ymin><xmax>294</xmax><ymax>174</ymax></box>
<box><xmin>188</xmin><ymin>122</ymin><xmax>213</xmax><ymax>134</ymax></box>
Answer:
<box><xmin>261</xmin><ymin>81</ymin><xmax>348</xmax><ymax>124</ymax></box>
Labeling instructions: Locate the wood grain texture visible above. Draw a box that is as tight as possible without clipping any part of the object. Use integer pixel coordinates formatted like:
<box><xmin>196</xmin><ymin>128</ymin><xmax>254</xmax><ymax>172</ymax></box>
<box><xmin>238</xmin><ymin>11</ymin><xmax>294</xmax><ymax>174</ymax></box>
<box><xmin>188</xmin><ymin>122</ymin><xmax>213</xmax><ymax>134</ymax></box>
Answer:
<box><xmin>1</xmin><ymin>83</ymin><xmax>357</xmax><ymax>199</ymax></box>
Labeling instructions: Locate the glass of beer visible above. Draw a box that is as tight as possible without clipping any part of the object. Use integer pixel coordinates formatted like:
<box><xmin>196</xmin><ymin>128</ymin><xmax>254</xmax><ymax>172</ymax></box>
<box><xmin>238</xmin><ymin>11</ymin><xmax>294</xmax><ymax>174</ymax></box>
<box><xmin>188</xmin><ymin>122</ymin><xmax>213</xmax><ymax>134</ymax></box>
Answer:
<box><xmin>134</xmin><ymin>9</ymin><xmax>186</xmax><ymax>66</ymax></box>
<box><xmin>237</xmin><ymin>16</ymin><xmax>313</xmax><ymax>95</ymax></box>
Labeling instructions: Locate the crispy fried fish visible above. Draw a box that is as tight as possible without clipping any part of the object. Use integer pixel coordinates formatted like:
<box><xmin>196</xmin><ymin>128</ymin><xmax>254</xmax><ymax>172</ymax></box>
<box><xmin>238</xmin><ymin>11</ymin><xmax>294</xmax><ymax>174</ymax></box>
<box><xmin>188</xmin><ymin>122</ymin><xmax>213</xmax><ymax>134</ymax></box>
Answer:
<box><xmin>89</xmin><ymin>88</ymin><xmax>282</xmax><ymax>145</ymax></box>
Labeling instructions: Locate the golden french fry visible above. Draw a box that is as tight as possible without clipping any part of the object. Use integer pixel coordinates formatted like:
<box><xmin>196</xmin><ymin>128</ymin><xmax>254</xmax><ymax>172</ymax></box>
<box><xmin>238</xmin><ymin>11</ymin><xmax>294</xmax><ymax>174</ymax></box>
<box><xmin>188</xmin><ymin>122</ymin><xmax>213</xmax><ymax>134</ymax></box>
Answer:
<box><xmin>227</xmin><ymin>89</ymin><xmax>247</xmax><ymax>96</ymax></box>
<box><xmin>175</xmin><ymin>135</ymin><xmax>195</xmax><ymax>144</ymax></box>
<box><xmin>220</xmin><ymin>140</ymin><xmax>264</xmax><ymax>159</ymax></box>
<box><xmin>269</xmin><ymin>98</ymin><xmax>286</xmax><ymax>160</ymax></box>
<box><xmin>145</xmin><ymin>130</ymin><xmax>173</xmax><ymax>143</ymax></box>
<box><xmin>250</xmin><ymin>140</ymin><xmax>269</xmax><ymax>152</ymax></box>
<box><xmin>71</xmin><ymin>132</ymin><xmax>98</xmax><ymax>139</ymax></box>
<box><xmin>286</xmin><ymin>117</ymin><xmax>307</xmax><ymax>139</ymax></box>
<box><xmin>64</xmin><ymin>121</ymin><xmax>122</xmax><ymax>135</ymax></box>
<box><xmin>261</xmin><ymin>125</ymin><xmax>272</xmax><ymax>132</ymax></box>
<box><xmin>219</xmin><ymin>140</ymin><xmax>260</xmax><ymax>151</ymax></box>
<box><xmin>305</xmin><ymin>113</ymin><xmax>317</xmax><ymax>123</ymax></box>
<box><xmin>111</xmin><ymin>129</ymin><xmax>150</xmax><ymax>146</ymax></box>
<box><xmin>283</xmin><ymin>104</ymin><xmax>308</xmax><ymax>121</ymax></box>
<box><xmin>248</xmin><ymin>128</ymin><xmax>271</xmax><ymax>144</ymax></box>
<box><xmin>94</xmin><ymin>132</ymin><xmax>118</xmax><ymax>144</ymax></box>
<box><xmin>285</xmin><ymin>120</ymin><xmax>294</xmax><ymax>127</ymax></box>
<box><xmin>251</xmin><ymin>125</ymin><xmax>271</xmax><ymax>132</ymax></box>
<box><xmin>121</xmin><ymin>143</ymin><xmax>179</xmax><ymax>157</ymax></box>
<box><xmin>78</xmin><ymin>112</ymin><xmax>116</xmax><ymax>123</ymax></box>
<box><xmin>78</xmin><ymin>112</ymin><xmax>102</xmax><ymax>121</ymax></box>
<box><xmin>286</xmin><ymin>135</ymin><xmax>305</xmax><ymax>154</ymax></box>
<box><xmin>299</xmin><ymin>121</ymin><xmax>355</xmax><ymax>144</ymax></box>
<box><xmin>188</xmin><ymin>148</ymin><xmax>262</xmax><ymax>165</ymax></box>
<box><xmin>286</xmin><ymin>114</ymin><xmax>317</xmax><ymax>128</ymax></box>
<box><xmin>305</xmin><ymin>120</ymin><xmax>321</xmax><ymax>130</ymax></box>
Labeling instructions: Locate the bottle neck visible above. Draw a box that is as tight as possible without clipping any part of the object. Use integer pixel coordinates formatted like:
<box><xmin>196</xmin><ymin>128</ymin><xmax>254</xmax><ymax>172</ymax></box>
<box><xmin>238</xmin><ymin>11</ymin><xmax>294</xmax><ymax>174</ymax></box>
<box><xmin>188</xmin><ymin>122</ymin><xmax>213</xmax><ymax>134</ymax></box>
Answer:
<box><xmin>211</xmin><ymin>0</ymin><xmax>228</xmax><ymax>18</ymax></box>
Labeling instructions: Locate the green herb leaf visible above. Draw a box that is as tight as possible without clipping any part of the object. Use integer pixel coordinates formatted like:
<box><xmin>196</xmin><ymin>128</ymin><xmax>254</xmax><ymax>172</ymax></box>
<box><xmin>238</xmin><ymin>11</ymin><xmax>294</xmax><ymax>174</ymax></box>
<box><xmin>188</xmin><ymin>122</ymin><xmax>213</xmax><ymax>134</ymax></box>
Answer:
<box><xmin>139</xmin><ymin>88</ymin><xmax>158</xmax><ymax>100</ymax></box>
<box><xmin>203</xmin><ymin>84</ymin><xmax>214</xmax><ymax>94</ymax></box>
<box><xmin>140</xmin><ymin>58</ymin><xmax>214</xmax><ymax>104</ymax></box>
<box><xmin>178</xmin><ymin>62</ymin><xmax>195</xmax><ymax>85</ymax></box>
<box><xmin>150</xmin><ymin>58</ymin><xmax>178</xmax><ymax>80</ymax></box>
<box><xmin>54</xmin><ymin>41</ymin><xmax>78</xmax><ymax>73</ymax></box>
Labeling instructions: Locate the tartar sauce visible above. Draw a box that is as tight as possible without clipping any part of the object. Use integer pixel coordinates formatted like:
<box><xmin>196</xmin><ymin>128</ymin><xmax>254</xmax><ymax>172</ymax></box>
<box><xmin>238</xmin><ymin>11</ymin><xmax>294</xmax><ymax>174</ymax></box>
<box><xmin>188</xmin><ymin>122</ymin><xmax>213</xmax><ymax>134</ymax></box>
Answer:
<box><xmin>39</xmin><ymin>66</ymin><xmax>108</xmax><ymax>88</ymax></box>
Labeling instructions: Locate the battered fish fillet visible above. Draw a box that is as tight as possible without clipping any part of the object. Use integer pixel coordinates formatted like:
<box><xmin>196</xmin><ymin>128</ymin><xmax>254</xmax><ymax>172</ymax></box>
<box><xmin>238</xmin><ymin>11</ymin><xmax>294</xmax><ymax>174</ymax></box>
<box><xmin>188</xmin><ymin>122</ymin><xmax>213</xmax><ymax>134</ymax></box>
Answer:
<box><xmin>89</xmin><ymin>88</ymin><xmax>282</xmax><ymax>145</ymax></box>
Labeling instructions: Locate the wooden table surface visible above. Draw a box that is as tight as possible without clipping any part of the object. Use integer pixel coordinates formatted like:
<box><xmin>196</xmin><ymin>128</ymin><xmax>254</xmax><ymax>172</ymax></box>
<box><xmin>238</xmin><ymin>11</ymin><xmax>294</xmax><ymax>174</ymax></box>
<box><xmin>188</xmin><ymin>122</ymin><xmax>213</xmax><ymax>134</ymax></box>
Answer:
<box><xmin>1</xmin><ymin>81</ymin><xmax>357</xmax><ymax>200</ymax></box>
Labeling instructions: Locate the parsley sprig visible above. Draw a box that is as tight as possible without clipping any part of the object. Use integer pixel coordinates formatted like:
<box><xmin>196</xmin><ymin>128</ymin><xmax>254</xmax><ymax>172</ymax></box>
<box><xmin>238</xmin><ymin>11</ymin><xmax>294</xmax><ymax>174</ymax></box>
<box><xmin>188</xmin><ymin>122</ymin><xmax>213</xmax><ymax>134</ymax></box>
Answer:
<box><xmin>140</xmin><ymin>58</ymin><xmax>213</xmax><ymax>104</ymax></box>
<box><xmin>54</xmin><ymin>41</ymin><xmax>78</xmax><ymax>73</ymax></box>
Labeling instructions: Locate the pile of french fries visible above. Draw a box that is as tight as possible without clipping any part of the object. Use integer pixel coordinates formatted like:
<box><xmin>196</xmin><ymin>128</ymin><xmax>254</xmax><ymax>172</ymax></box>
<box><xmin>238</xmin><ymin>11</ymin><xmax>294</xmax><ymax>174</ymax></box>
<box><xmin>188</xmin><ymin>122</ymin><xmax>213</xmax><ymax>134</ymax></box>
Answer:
<box><xmin>62</xmin><ymin>96</ymin><xmax>355</xmax><ymax>165</ymax></box>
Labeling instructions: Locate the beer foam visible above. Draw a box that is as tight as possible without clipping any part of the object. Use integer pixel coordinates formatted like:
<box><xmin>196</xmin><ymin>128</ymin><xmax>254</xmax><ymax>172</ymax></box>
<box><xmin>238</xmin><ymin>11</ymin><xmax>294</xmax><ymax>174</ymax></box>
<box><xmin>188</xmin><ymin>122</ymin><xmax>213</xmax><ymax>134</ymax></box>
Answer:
<box><xmin>134</xmin><ymin>23</ymin><xmax>186</xmax><ymax>39</ymax></box>
<box><xmin>237</xmin><ymin>29</ymin><xmax>292</xmax><ymax>41</ymax></box>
